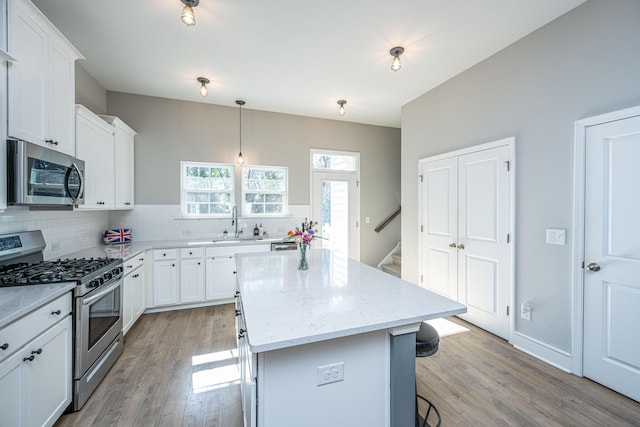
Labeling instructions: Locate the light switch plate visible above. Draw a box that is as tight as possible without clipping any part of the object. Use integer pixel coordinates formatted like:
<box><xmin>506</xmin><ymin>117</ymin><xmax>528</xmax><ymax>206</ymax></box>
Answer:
<box><xmin>546</xmin><ymin>228</ymin><xmax>566</xmax><ymax>245</ymax></box>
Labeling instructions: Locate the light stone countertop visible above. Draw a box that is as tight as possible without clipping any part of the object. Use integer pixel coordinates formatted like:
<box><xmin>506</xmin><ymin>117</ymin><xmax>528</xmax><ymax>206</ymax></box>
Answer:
<box><xmin>236</xmin><ymin>249</ymin><xmax>467</xmax><ymax>353</ymax></box>
<box><xmin>62</xmin><ymin>236</ymin><xmax>288</xmax><ymax>261</ymax></box>
<box><xmin>0</xmin><ymin>283</ymin><xmax>76</xmax><ymax>329</ymax></box>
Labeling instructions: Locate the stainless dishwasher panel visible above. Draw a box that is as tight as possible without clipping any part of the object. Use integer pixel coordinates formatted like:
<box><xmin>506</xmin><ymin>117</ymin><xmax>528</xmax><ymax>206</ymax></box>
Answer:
<box><xmin>271</xmin><ymin>242</ymin><xmax>297</xmax><ymax>251</ymax></box>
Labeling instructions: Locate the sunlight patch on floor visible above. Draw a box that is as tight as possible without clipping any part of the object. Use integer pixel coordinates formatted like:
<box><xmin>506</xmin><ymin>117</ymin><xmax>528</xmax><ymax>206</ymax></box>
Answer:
<box><xmin>191</xmin><ymin>349</ymin><xmax>240</xmax><ymax>393</ymax></box>
<box><xmin>426</xmin><ymin>318</ymin><xmax>469</xmax><ymax>338</ymax></box>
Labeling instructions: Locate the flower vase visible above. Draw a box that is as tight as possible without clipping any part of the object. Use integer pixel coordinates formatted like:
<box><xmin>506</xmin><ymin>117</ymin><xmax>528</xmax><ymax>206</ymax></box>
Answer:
<box><xmin>298</xmin><ymin>243</ymin><xmax>309</xmax><ymax>270</ymax></box>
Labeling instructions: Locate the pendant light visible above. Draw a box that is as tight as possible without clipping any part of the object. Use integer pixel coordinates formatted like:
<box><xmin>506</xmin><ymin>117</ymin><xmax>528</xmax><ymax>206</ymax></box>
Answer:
<box><xmin>180</xmin><ymin>0</ymin><xmax>199</xmax><ymax>26</ymax></box>
<box><xmin>197</xmin><ymin>77</ymin><xmax>209</xmax><ymax>97</ymax></box>
<box><xmin>389</xmin><ymin>46</ymin><xmax>404</xmax><ymax>72</ymax></box>
<box><xmin>337</xmin><ymin>100</ymin><xmax>347</xmax><ymax>116</ymax></box>
<box><xmin>236</xmin><ymin>100</ymin><xmax>245</xmax><ymax>164</ymax></box>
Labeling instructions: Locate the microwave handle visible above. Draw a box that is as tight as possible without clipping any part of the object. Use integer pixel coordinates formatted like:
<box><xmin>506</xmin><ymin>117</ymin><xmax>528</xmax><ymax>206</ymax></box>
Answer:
<box><xmin>65</xmin><ymin>162</ymin><xmax>84</xmax><ymax>203</ymax></box>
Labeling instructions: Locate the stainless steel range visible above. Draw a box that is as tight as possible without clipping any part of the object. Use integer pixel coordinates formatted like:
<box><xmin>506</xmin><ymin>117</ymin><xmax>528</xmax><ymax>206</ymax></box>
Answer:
<box><xmin>0</xmin><ymin>230</ymin><xmax>124</xmax><ymax>411</ymax></box>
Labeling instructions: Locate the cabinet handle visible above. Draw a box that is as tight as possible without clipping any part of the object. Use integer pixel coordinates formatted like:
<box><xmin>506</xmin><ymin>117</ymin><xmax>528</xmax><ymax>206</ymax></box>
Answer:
<box><xmin>197</xmin><ymin>262</ymin><xmax>201</xmax><ymax>265</ymax></box>
<box><xmin>127</xmin><ymin>264</ymin><xmax>133</xmax><ymax>268</ymax></box>
<box><xmin>46</xmin><ymin>139</ymin><xmax>54</xmax><ymax>144</ymax></box>
<box><xmin>457</xmin><ymin>244</ymin><xmax>465</xmax><ymax>250</ymax></box>
<box><xmin>233</xmin><ymin>271</ymin><xmax>237</xmax><ymax>274</ymax></box>
<box><xmin>51</xmin><ymin>309</ymin><xmax>61</xmax><ymax>315</ymax></box>
<box><xmin>163</xmin><ymin>253</ymin><xmax>167</xmax><ymax>257</ymax></box>
<box><xmin>139</xmin><ymin>258</ymin><xmax>144</xmax><ymax>261</ymax></box>
<box><xmin>132</xmin><ymin>274</ymin><xmax>139</xmax><ymax>278</ymax></box>
<box><xmin>31</xmin><ymin>348</ymin><xmax>42</xmax><ymax>355</ymax></box>
<box><xmin>238</xmin><ymin>328</ymin><xmax>246</xmax><ymax>339</ymax></box>
<box><xmin>1</xmin><ymin>343</ymin><xmax>8</xmax><ymax>351</ymax></box>
<box><xmin>125</xmin><ymin>202</ymin><xmax>131</xmax><ymax>205</ymax></box>
<box><xmin>235</xmin><ymin>291</ymin><xmax>240</xmax><ymax>298</ymax></box>
<box><xmin>172</xmin><ymin>264</ymin><xmax>175</xmax><ymax>267</ymax></box>
<box><xmin>235</xmin><ymin>309</ymin><xmax>241</xmax><ymax>317</ymax></box>
<box><xmin>189</xmin><ymin>251</ymin><xmax>193</xmax><ymax>255</ymax></box>
<box><xmin>23</xmin><ymin>355</ymin><xmax>35</xmax><ymax>362</ymax></box>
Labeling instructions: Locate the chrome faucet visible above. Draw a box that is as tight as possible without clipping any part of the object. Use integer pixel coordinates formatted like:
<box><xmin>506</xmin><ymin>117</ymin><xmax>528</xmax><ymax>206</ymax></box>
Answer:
<box><xmin>232</xmin><ymin>205</ymin><xmax>240</xmax><ymax>238</ymax></box>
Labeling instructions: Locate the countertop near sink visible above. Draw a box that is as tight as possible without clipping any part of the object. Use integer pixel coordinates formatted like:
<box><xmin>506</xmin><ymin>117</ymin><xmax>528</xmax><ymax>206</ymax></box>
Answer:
<box><xmin>0</xmin><ymin>283</ymin><xmax>76</xmax><ymax>329</ymax></box>
<box><xmin>63</xmin><ymin>236</ymin><xmax>287</xmax><ymax>261</ymax></box>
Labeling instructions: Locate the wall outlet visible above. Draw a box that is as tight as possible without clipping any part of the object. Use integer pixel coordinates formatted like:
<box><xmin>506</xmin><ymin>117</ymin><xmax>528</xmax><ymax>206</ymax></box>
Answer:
<box><xmin>317</xmin><ymin>362</ymin><xmax>344</xmax><ymax>386</ymax></box>
<box><xmin>521</xmin><ymin>302</ymin><xmax>532</xmax><ymax>321</ymax></box>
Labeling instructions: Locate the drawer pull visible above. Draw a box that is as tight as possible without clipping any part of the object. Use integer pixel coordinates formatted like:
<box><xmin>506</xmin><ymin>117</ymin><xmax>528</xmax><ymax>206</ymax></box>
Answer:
<box><xmin>139</xmin><ymin>258</ymin><xmax>144</xmax><ymax>261</ymax></box>
<box><xmin>238</xmin><ymin>328</ymin><xmax>246</xmax><ymax>339</ymax></box>
<box><xmin>23</xmin><ymin>355</ymin><xmax>35</xmax><ymax>362</ymax></box>
<box><xmin>127</xmin><ymin>264</ymin><xmax>133</xmax><ymax>268</ymax></box>
<box><xmin>31</xmin><ymin>348</ymin><xmax>42</xmax><ymax>355</ymax></box>
<box><xmin>235</xmin><ymin>309</ymin><xmax>241</xmax><ymax>317</ymax></box>
<box><xmin>51</xmin><ymin>309</ymin><xmax>62</xmax><ymax>315</ymax></box>
<box><xmin>1</xmin><ymin>343</ymin><xmax>8</xmax><ymax>351</ymax></box>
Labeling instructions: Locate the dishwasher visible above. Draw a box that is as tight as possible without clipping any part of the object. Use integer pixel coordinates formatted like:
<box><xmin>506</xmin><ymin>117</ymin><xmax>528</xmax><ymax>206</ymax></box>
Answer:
<box><xmin>270</xmin><ymin>241</ymin><xmax>297</xmax><ymax>251</ymax></box>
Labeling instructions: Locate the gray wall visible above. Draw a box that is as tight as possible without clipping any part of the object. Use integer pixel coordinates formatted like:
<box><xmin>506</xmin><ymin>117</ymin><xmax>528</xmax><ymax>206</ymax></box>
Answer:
<box><xmin>401</xmin><ymin>0</ymin><xmax>640</xmax><ymax>353</ymax></box>
<box><xmin>75</xmin><ymin>63</ymin><xmax>107</xmax><ymax>115</ymax></box>
<box><xmin>107</xmin><ymin>92</ymin><xmax>401</xmax><ymax>267</ymax></box>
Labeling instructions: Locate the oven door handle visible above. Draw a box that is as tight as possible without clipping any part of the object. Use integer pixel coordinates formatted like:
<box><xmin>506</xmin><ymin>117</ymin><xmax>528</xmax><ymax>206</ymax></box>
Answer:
<box><xmin>82</xmin><ymin>280</ymin><xmax>121</xmax><ymax>305</ymax></box>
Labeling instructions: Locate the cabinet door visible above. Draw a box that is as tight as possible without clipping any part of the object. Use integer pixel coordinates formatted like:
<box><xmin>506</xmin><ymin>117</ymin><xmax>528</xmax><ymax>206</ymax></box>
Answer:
<box><xmin>8</xmin><ymin>0</ymin><xmax>47</xmax><ymax>145</ymax></box>
<box><xmin>23</xmin><ymin>316</ymin><xmax>72</xmax><ymax>427</ymax></box>
<box><xmin>76</xmin><ymin>107</ymin><xmax>115</xmax><ymax>209</ymax></box>
<box><xmin>46</xmin><ymin>41</ymin><xmax>75</xmax><ymax>155</ymax></box>
<box><xmin>205</xmin><ymin>256</ymin><xmax>236</xmax><ymax>300</ymax></box>
<box><xmin>153</xmin><ymin>260</ymin><xmax>178</xmax><ymax>306</ymax></box>
<box><xmin>0</xmin><ymin>350</ymin><xmax>23</xmax><ymax>427</ymax></box>
<box><xmin>114</xmin><ymin>126</ymin><xmax>135</xmax><ymax>208</ymax></box>
<box><xmin>124</xmin><ymin>268</ymin><xmax>145</xmax><ymax>335</ymax></box>
<box><xmin>180</xmin><ymin>258</ymin><xmax>205</xmax><ymax>303</ymax></box>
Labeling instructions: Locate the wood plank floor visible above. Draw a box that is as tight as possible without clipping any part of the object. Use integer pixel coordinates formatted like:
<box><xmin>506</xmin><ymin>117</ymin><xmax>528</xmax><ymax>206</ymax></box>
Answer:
<box><xmin>55</xmin><ymin>305</ymin><xmax>640</xmax><ymax>426</ymax></box>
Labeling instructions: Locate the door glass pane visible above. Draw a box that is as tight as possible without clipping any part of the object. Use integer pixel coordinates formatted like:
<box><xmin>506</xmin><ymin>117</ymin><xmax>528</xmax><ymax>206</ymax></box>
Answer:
<box><xmin>320</xmin><ymin>180</ymin><xmax>349</xmax><ymax>258</ymax></box>
<box><xmin>88</xmin><ymin>286</ymin><xmax>121</xmax><ymax>349</ymax></box>
<box><xmin>313</xmin><ymin>154</ymin><xmax>356</xmax><ymax>171</ymax></box>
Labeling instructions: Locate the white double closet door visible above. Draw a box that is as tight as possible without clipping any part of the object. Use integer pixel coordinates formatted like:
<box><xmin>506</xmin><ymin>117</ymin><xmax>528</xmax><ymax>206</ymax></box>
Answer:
<box><xmin>420</xmin><ymin>141</ymin><xmax>512</xmax><ymax>339</ymax></box>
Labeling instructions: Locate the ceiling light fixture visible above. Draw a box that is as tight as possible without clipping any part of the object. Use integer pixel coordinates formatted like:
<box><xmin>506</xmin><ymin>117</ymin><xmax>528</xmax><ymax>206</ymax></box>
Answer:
<box><xmin>180</xmin><ymin>0</ymin><xmax>199</xmax><ymax>26</ymax></box>
<box><xmin>236</xmin><ymin>100</ymin><xmax>246</xmax><ymax>164</ymax></box>
<box><xmin>389</xmin><ymin>46</ymin><xmax>404</xmax><ymax>72</ymax></box>
<box><xmin>197</xmin><ymin>77</ymin><xmax>209</xmax><ymax>97</ymax></box>
<box><xmin>337</xmin><ymin>100</ymin><xmax>347</xmax><ymax>116</ymax></box>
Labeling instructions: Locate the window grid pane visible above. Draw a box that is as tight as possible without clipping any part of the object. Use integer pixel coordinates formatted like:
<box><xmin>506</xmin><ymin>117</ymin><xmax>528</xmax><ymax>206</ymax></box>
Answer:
<box><xmin>312</xmin><ymin>153</ymin><xmax>356</xmax><ymax>171</ymax></box>
<box><xmin>242</xmin><ymin>166</ymin><xmax>287</xmax><ymax>216</ymax></box>
<box><xmin>182</xmin><ymin>162</ymin><xmax>234</xmax><ymax>217</ymax></box>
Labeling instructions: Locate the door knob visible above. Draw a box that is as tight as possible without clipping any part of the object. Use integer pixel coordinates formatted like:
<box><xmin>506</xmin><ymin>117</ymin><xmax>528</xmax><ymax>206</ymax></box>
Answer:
<box><xmin>448</xmin><ymin>242</ymin><xmax>457</xmax><ymax>248</ymax></box>
<box><xmin>457</xmin><ymin>244</ymin><xmax>465</xmax><ymax>250</ymax></box>
<box><xmin>586</xmin><ymin>262</ymin><xmax>601</xmax><ymax>272</ymax></box>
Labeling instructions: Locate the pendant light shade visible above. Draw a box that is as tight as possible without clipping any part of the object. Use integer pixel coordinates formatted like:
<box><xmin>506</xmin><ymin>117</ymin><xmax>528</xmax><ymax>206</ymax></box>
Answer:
<box><xmin>389</xmin><ymin>46</ymin><xmax>404</xmax><ymax>72</ymax></box>
<box><xmin>180</xmin><ymin>0</ymin><xmax>199</xmax><ymax>26</ymax></box>
<box><xmin>236</xmin><ymin>100</ymin><xmax>246</xmax><ymax>164</ymax></box>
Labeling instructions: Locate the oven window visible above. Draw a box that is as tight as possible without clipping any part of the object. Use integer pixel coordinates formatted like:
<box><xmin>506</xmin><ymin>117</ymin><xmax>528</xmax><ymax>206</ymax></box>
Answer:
<box><xmin>88</xmin><ymin>286</ymin><xmax>121</xmax><ymax>349</ymax></box>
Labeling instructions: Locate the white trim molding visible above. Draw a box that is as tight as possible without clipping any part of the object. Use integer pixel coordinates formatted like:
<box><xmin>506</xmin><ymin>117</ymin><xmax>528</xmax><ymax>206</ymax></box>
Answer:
<box><xmin>511</xmin><ymin>331</ymin><xmax>572</xmax><ymax>373</ymax></box>
<box><xmin>571</xmin><ymin>105</ymin><xmax>640</xmax><ymax>376</ymax></box>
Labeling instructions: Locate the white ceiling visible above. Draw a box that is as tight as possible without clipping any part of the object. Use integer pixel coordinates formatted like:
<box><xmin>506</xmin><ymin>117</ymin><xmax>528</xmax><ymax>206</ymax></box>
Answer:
<box><xmin>32</xmin><ymin>0</ymin><xmax>586</xmax><ymax>128</ymax></box>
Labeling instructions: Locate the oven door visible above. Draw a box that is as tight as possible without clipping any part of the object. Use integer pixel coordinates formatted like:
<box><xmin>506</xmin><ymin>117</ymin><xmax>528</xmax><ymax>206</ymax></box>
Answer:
<box><xmin>74</xmin><ymin>278</ymin><xmax>123</xmax><ymax>378</ymax></box>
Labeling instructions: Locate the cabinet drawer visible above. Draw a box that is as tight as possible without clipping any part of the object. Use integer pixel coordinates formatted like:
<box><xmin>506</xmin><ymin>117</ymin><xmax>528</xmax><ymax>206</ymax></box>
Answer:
<box><xmin>180</xmin><ymin>247</ymin><xmax>203</xmax><ymax>259</ymax></box>
<box><xmin>205</xmin><ymin>244</ymin><xmax>270</xmax><ymax>258</ymax></box>
<box><xmin>0</xmin><ymin>293</ymin><xmax>71</xmax><ymax>363</ymax></box>
<box><xmin>123</xmin><ymin>252</ymin><xmax>146</xmax><ymax>276</ymax></box>
<box><xmin>153</xmin><ymin>249</ymin><xmax>177</xmax><ymax>260</ymax></box>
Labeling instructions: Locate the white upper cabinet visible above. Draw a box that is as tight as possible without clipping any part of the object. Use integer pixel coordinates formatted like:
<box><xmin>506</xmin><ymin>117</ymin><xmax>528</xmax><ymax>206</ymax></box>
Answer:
<box><xmin>75</xmin><ymin>105</ymin><xmax>115</xmax><ymax>209</ymax></box>
<box><xmin>100</xmin><ymin>115</ymin><xmax>137</xmax><ymax>209</ymax></box>
<box><xmin>7</xmin><ymin>0</ymin><xmax>83</xmax><ymax>156</ymax></box>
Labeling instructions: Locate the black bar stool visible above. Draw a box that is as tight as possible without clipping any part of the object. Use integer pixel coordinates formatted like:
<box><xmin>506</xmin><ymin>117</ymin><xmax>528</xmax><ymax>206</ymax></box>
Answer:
<box><xmin>416</xmin><ymin>322</ymin><xmax>442</xmax><ymax>427</ymax></box>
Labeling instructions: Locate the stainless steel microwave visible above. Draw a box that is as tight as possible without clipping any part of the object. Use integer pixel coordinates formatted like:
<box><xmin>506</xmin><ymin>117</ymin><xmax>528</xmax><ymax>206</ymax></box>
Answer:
<box><xmin>6</xmin><ymin>139</ymin><xmax>85</xmax><ymax>207</ymax></box>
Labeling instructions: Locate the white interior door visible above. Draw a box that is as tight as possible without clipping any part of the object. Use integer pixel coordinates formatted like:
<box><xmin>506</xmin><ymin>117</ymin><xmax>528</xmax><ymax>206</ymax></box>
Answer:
<box><xmin>457</xmin><ymin>147</ymin><xmax>510</xmax><ymax>339</ymax></box>
<box><xmin>420</xmin><ymin>157</ymin><xmax>458</xmax><ymax>300</ymax></box>
<box><xmin>312</xmin><ymin>171</ymin><xmax>360</xmax><ymax>261</ymax></box>
<box><xmin>420</xmin><ymin>142</ymin><xmax>512</xmax><ymax>340</ymax></box>
<box><xmin>583</xmin><ymin>114</ymin><xmax>640</xmax><ymax>402</ymax></box>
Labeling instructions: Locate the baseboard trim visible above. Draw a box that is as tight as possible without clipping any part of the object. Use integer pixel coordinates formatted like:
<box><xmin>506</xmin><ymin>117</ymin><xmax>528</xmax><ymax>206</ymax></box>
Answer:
<box><xmin>510</xmin><ymin>331</ymin><xmax>572</xmax><ymax>373</ymax></box>
<box><xmin>144</xmin><ymin>298</ymin><xmax>233</xmax><ymax>314</ymax></box>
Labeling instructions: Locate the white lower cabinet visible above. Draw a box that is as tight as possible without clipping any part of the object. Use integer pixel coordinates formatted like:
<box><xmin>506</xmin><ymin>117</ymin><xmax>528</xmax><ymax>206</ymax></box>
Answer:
<box><xmin>151</xmin><ymin>249</ymin><xmax>178</xmax><ymax>307</ymax></box>
<box><xmin>0</xmin><ymin>302</ymin><xmax>72</xmax><ymax>427</ymax></box>
<box><xmin>236</xmin><ymin>296</ymin><xmax>257</xmax><ymax>427</ymax></box>
<box><xmin>180</xmin><ymin>248</ymin><xmax>205</xmax><ymax>303</ymax></box>
<box><xmin>122</xmin><ymin>253</ymin><xmax>146</xmax><ymax>335</ymax></box>
<box><xmin>147</xmin><ymin>244</ymin><xmax>269</xmax><ymax>311</ymax></box>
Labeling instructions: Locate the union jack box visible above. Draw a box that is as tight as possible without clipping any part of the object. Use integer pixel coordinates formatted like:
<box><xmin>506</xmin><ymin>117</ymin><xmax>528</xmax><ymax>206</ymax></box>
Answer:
<box><xmin>103</xmin><ymin>228</ymin><xmax>132</xmax><ymax>245</ymax></box>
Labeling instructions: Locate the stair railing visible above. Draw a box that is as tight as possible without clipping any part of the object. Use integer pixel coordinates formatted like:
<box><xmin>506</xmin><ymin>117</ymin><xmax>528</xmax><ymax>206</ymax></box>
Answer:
<box><xmin>375</xmin><ymin>207</ymin><xmax>401</xmax><ymax>233</ymax></box>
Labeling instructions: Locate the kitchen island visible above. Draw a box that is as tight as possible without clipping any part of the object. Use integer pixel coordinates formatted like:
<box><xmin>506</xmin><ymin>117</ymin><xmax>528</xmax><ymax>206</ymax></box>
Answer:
<box><xmin>235</xmin><ymin>249</ymin><xmax>466</xmax><ymax>427</ymax></box>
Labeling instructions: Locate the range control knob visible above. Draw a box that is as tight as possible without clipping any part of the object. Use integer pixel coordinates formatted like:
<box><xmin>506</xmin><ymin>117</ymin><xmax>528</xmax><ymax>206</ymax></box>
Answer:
<box><xmin>89</xmin><ymin>278</ymin><xmax>101</xmax><ymax>288</ymax></box>
<box><xmin>112</xmin><ymin>266</ymin><xmax>123</xmax><ymax>275</ymax></box>
<box><xmin>104</xmin><ymin>272</ymin><xmax>112</xmax><ymax>281</ymax></box>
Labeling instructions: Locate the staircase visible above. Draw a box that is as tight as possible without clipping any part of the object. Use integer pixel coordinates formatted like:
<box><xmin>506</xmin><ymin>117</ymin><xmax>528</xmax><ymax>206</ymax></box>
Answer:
<box><xmin>378</xmin><ymin>242</ymin><xmax>401</xmax><ymax>278</ymax></box>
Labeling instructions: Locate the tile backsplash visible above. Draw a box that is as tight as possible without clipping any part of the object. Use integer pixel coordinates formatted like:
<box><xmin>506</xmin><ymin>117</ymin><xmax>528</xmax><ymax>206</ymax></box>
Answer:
<box><xmin>0</xmin><ymin>204</ymin><xmax>311</xmax><ymax>260</ymax></box>
<box><xmin>0</xmin><ymin>206</ymin><xmax>109</xmax><ymax>259</ymax></box>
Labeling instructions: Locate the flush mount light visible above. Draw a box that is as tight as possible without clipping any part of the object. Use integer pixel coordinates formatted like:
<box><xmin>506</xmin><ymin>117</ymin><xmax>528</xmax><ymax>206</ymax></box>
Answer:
<box><xmin>337</xmin><ymin>100</ymin><xmax>347</xmax><ymax>116</ymax></box>
<box><xmin>197</xmin><ymin>77</ymin><xmax>209</xmax><ymax>97</ymax></box>
<box><xmin>236</xmin><ymin>100</ymin><xmax>246</xmax><ymax>164</ymax></box>
<box><xmin>180</xmin><ymin>0</ymin><xmax>199</xmax><ymax>26</ymax></box>
<box><xmin>389</xmin><ymin>46</ymin><xmax>404</xmax><ymax>72</ymax></box>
